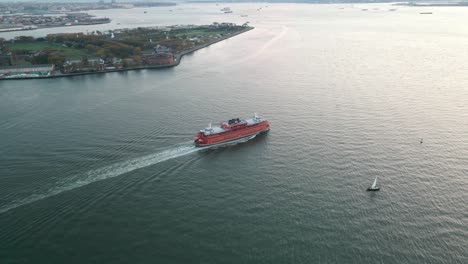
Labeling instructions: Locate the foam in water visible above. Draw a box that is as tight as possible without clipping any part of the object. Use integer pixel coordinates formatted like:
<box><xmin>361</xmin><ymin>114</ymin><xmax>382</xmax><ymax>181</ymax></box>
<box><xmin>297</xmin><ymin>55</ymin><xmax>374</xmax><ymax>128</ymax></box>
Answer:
<box><xmin>0</xmin><ymin>144</ymin><xmax>199</xmax><ymax>214</ymax></box>
<box><xmin>0</xmin><ymin>135</ymin><xmax>259</xmax><ymax>214</ymax></box>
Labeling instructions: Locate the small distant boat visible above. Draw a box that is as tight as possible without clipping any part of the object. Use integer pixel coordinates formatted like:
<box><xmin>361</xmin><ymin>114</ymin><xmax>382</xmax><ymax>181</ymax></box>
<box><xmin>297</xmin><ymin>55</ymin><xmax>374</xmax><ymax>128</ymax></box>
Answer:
<box><xmin>420</xmin><ymin>12</ymin><xmax>433</xmax><ymax>14</ymax></box>
<box><xmin>362</xmin><ymin>9</ymin><xmax>368</xmax><ymax>11</ymax></box>
<box><xmin>389</xmin><ymin>9</ymin><xmax>397</xmax><ymax>11</ymax></box>
<box><xmin>221</xmin><ymin>7</ymin><xmax>233</xmax><ymax>13</ymax></box>
<box><xmin>367</xmin><ymin>177</ymin><xmax>380</xmax><ymax>191</ymax></box>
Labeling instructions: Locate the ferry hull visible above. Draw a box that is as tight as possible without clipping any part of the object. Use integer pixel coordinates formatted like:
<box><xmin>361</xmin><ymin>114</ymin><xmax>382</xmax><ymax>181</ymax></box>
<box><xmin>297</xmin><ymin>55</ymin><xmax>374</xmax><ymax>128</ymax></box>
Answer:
<box><xmin>195</xmin><ymin>121</ymin><xmax>269</xmax><ymax>147</ymax></box>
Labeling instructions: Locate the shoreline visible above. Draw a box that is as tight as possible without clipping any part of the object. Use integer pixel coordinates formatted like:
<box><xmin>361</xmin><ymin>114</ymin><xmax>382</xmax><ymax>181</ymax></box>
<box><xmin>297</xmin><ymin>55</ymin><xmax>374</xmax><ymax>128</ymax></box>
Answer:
<box><xmin>0</xmin><ymin>27</ymin><xmax>253</xmax><ymax>81</ymax></box>
<box><xmin>0</xmin><ymin>21</ymin><xmax>112</xmax><ymax>33</ymax></box>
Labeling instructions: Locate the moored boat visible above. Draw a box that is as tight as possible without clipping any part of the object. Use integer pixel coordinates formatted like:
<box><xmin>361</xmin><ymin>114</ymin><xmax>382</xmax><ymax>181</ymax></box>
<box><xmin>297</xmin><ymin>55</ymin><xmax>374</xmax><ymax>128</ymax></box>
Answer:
<box><xmin>194</xmin><ymin>114</ymin><xmax>270</xmax><ymax>147</ymax></box>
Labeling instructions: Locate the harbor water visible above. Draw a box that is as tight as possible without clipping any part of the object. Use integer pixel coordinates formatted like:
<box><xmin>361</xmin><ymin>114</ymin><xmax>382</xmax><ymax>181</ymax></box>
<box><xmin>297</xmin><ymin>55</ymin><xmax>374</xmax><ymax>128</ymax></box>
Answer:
<box><xmin>1</xmin><ymin>3</ymin><xmax>467</xmax><ymax>263</ymax></box>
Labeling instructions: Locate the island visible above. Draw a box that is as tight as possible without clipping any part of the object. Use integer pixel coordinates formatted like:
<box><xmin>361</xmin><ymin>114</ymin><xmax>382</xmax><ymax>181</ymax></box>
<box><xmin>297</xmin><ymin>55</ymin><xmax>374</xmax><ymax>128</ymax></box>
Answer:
<box><xmin>396</xmin><ymin>2</ymin><xmax>468</xmax><ymax>7</ymax></box>
<box><xmin>0</xmin><ymin>1</ymin><xmax>176</xmax><ymax>32</ymax></box>
<box><xmin>0</xmin><ymin>13</ymin><xmax>111</xmax><ymax>32</ymax></box>
<box><xmin>0</xmin><ymin>23</ymin><xmax>253</xmax><ymax>80</ymax></box>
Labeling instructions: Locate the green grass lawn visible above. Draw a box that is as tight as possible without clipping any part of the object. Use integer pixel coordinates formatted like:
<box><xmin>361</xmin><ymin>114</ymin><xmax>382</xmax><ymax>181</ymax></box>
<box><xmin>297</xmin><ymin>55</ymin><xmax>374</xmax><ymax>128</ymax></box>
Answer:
<box><xmin>8</xmin><ymin>42</ymin><xmax>91</xmax><ymax>58</ymax></box>
<box><xmin>11</xmin><ymin>60</ymin><xmax>32</xmax><ymax>66</ymax></box>
<box><xmin>173</xmin><ymin>29</ymin><xmax>227</xmax><ymax>38</ymax></box>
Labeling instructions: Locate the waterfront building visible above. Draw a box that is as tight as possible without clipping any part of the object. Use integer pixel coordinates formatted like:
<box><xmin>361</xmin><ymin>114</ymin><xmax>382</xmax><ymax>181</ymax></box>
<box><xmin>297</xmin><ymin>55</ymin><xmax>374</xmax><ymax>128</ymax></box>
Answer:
<box><xmin>155</xmin><ymin>45</ymin><xmax>171</xmax><ymax>54</ymax></box>
<box><xmin>63</xmin><ymin>58</ymin><xmax>82</xmax><ymax>66</ymax></box>
<box><xmin>142</xmin><ymin>53</ymin><xmax>174</xmax><ymax>65</ymax></box>
<box><xmin>140</xmin><ymin>45</ymin><xmax>174</xmax><ymax>65</ymax></box>
<box><xmin>63</xmin><ymin>57</ymin><xmax>105</xmax><ymax>73</ymax></box>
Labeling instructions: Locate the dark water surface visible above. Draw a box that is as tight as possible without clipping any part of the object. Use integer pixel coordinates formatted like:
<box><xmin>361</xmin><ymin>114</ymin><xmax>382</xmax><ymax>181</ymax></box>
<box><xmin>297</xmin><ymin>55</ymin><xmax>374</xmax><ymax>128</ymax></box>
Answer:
<box><xmin>1</xmin><ymin>3</ymin><xmax>467</xmax><ymax>263</ymax></box>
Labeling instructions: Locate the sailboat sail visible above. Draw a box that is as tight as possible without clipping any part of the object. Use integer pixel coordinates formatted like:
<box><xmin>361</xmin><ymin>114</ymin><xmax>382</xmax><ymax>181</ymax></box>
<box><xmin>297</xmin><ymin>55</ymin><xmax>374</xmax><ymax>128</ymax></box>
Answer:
<box><xmin>371</xmin><ymin>177</ymin><xmax>377</xmax><ymax>189</ymax></box>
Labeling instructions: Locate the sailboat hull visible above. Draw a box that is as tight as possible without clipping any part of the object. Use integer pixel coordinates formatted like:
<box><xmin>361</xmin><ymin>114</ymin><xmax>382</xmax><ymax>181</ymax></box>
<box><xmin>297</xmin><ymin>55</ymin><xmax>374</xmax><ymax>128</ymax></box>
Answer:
<box><xmin>366</xmin><ymin>187</ymin><xmax>380</xmax><ymax>191</ymax></box>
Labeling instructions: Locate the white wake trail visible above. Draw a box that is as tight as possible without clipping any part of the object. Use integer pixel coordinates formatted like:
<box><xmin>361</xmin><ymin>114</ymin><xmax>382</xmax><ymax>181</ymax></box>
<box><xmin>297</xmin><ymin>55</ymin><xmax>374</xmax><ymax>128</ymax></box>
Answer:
<box><xmin>0</xmin><ymin>144</ymin><xmax>200</xmax><ymax>214</ymax></box>
<box><xmin>225</xmin><ymin>25</ymin><xmax>289</xmax><ymax>67</ymax></box>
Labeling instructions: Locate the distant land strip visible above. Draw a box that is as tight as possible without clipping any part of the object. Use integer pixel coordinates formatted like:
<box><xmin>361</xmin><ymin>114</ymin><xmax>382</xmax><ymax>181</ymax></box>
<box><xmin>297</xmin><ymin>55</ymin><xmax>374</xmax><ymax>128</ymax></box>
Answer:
<box><xmin>0</xmin><ymin>23</ymin><xmax>253</xmax><ymax>80</ymax></box>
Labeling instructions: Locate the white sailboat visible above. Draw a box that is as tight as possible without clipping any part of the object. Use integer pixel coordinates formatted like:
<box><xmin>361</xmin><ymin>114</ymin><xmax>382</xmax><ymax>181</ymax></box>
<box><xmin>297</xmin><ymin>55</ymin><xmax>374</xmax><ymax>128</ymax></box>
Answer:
<box><xmin>367</xmin><ymin>176</ymin><xmax>380</xmax><ymax>191</ymax></box>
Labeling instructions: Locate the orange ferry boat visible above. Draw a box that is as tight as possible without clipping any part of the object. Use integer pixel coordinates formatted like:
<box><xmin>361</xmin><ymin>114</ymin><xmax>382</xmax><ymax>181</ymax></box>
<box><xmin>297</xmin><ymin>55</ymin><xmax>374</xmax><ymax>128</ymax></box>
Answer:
<box><xmin>194</xmin><ymin>113</ymin><xmax>270</xmax><ymax>147</ymax></box>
